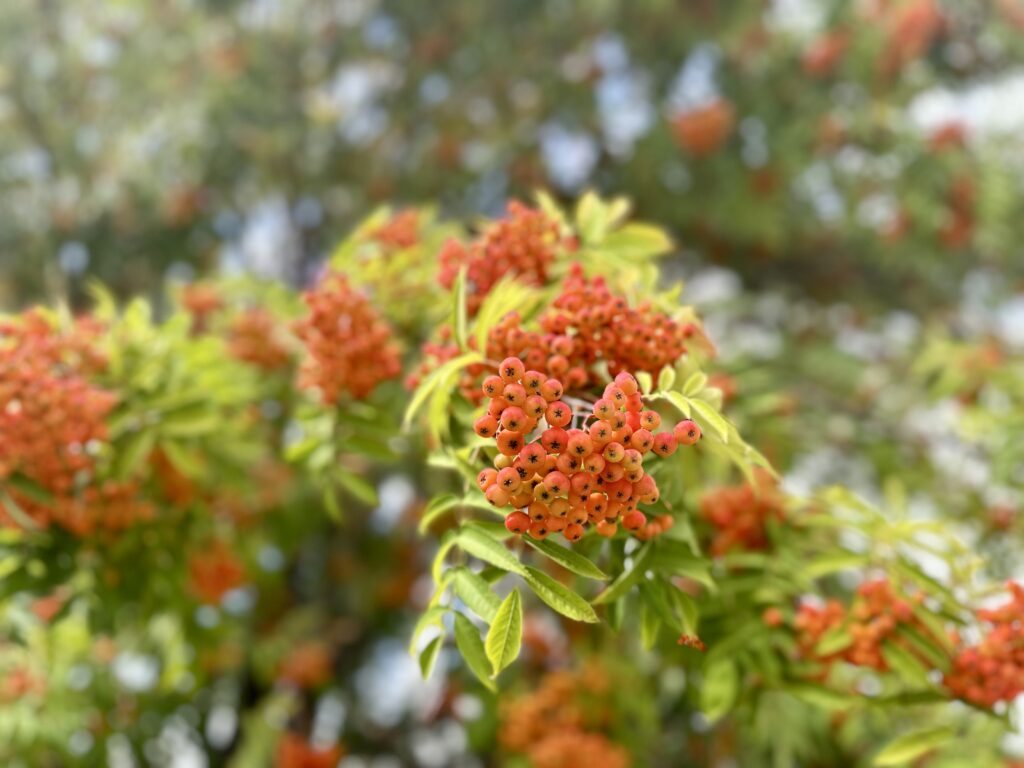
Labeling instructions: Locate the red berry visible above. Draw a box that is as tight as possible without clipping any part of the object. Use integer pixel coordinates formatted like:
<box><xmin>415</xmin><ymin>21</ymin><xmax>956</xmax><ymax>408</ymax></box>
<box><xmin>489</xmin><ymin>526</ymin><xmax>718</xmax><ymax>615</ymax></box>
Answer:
<box><xmin>652</xmin><ymin>432</ymin><xmax>677</xmax><ymax>457</ymax></box>
<box><xmin>482</xmin><ymin>375</ymin><xmax>504</xmax><ymax>398</ymax></box>
<box><xmin>527</xmin><ymin>520</ymin><xmax>550</xmax><ymax>540</ymax></box>
<box><xmin>500</xmin><ymin>407</ymin><xmax>527</xmax><ymax>432</ymax></box>
<box><xmin>496</xmin><ymin>431</ymin><xmax>525</xmax><ymax>455</ymax></box>
<box><xmin>486</xmin><ymin>485</ymin><xmax>510</xmax><ymax>507</ymax></box>
<box><xmin>614</xmin><ymin>372</ymin><xmax>638</xmax><ymax>396</ymax></box>
<box><xmin>674</xmin><ymin>419</ymin><xmax>702</xmax><ymax>445</ymax></box>
<box><xmin>477</xmin><ymin>468</ymin><xmax>498</xmax><ymax>491</ymax></box>
<box><xmin>500</xmin><ymin>357</ymin><xmax>525</xmax><ymax>383</ymax></box>
<box><xmin>497</xmin><ymin>466</ymin><xmax>522</xmax><ymax>492</ymax></box>
<box><xmin>474</xmin><ymin>415</ymin><xmax>499</xmax><ymax>438</ymax></box>
<box><xmin>622</xmin><ymin>510</ymin><xmax>647</xmax><ymax>531</ymax></box>
<box><xmin>505</xmin><ymin>511</ymin><xmax>531</xmax><ymax>534</ymax></box>
<box><xmin>545</xmin><ymin>400</ymin><xmax>572</xmax><ymax>428</ymax></box>
<box><xmin>563</xmin><ymin>523</ymin><xmax>584</xmax><ymax>543</ymax></box>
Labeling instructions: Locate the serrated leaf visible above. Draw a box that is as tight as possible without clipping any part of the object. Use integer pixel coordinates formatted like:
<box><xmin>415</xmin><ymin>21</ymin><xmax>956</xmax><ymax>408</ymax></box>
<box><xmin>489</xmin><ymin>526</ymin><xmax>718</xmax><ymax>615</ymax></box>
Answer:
<box><xmin>451</xmin><ymin>266</ymin><xmax>469</xmax><ymax>352</ymax></box>
<box><xmin>689</xmin><ymin>398</ymin><xmax>730</xmax><ymax>443</ymax></box>
<box><xmin>453</xmin><ymin>568</ymin><xmax>501</xmax><ymax>623</ymax></box>
<box><xmin>636</xmin><ymin>370</ymin><xmax>653</xmax><ymax>395</ymax></box>
<box><xmin>873</xmin><ymin>726</ymin><xmax>955</xmax><ymax>766</ymax></box>
<box><xmin>661</xmin><ymin>390</ymin><xmax>691</xmax><ymax>418</ymax></box>
<box><xmin>409</xmin><ymin>606</ymin><xmax>448</xmax><ymax>654</ymax></box>
<box><xmin>458</xmin><ymin>527</ymin><xmax>527</xmax><ymax>575</ymax></box>
<box><xmin>523</xmin><ymin>566</ymin><xmax>598</xmax><ymax>623</ymax></box>
<box><xmin>419</xmin><ymin>493</ymin><xmax>460</xmax><ymax>533</ymax></box>
<box><xmin>403</xmin><ymin>352</ymin><xmax>482</xmax><ymax>431</ymax></box>
<box><xmin>657</xmin><ymin>366</ymin><xmax>676</xmax><ymax>393</ymax></box>
<box><xmin>454</xmin><ymin>612</ymin><xmax>497</xmax><ymax>691</ymax></box>
<box><xmin>599</xmin><ymin>223</ymin><xmax>673</xmax><ymax>260</ymax></box>
<box><xmin>485</xmin><ymin>589</ymin><xmax>522</xmax><ymax>676</ymax></box>
<box><xmin>525</xmin><ymin>538</ymin><xmax>608</xmax><ymax>580</ymax></box>
<box><xmin>593</xmin><ymin>543</ymin><xmax>654</xmax><ymax>604</ymax></box>
<box><xmin>419</xmin><ymin>636</ymin><xmax>442</xmax><ymax>679</ymax></box>
<box><xmin>681</xmin><ymin>371</ymin><xmax>707</xmax><ymax>397</ymax></box>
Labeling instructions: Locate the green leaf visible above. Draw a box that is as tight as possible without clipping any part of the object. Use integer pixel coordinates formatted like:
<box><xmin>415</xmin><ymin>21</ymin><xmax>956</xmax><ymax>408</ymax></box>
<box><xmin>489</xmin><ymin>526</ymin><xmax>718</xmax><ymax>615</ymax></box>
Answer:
<box><xmin>523</xmin><ymin>566</ymin><xmax>598</xmax><ymax>623</ymax></box>
<box><xmin>701</xmin><ymin>659</ymin><xmax>739</xmax><ymax>722</ymax></box>
<box><xmin>336</xmin><ymin>468</ymin><xmax>378</xmax><ymax>506</ymax></box>
<box><xmin>453</xmin><ymin>568</ymin><xmax>501</xmax><ymax>623</ymax></box>
<box><xmin>458</xmin><ymin>526</ymin><xmax>527</xmax><ymax>575</ymax></box>
<box><xmin>451</xmin><ymin>266</ymin><xmax>469</xmax><ymax>352</ymax></box>
<box><xmin>657</xmin><ymin>365</ymin><xmax>676</xmax><ymax>393</ymax></box>
<box><xmin>689</xmin><ymin>398</ymin><xmax>730</xmax><ymax>443</ymax></box>
<box><xmin>593</xmin><ymin>543</ymin><xmax>654</xmax><ymax>604</ymax></box>
<box><xmin>419</xmin><ymin>636</ymin><xmax>442</xmax><ymax>679</ymax></box>
<box><xmin>409</xmin><ymin>606</ymin><xmax>448</xmax><ymax>654</ymax></box>
<box><xmin>114</xmin><ymin>428</ymin><xmax>156</xmax><ymax>480</ymax></box>
<box><xmin>640</xmin><ymin>601</ymin><xmax>660</xmax><ymax>649</ymax></box>
<box><xmin>485</xmin><ymin>589</ymin><xmax>523</xmax><ymax>676</ymax></box>
<box><xmin>576</xmin><ymin>191</ymin><xmax>607</xmax><ymax>243</ymax></box>
<box><xmin>881</xmin><ymin>642</ymin><xmax>931</xmax><ymax>688</ymax></box>
<box><xmin>402</xmin><ymin>352</ymin><xmax>481</xmax><ymax>431</ymax></box>
<box><xmin>636</xmin><ymin>370</ymin><xmax>653</xmax><ymax>395</ymax></box>
<box><xmin>873</xmin><ymin>726</ymin><xmax>955</xmax><ymax>766</ymax></box>
<box><xmin>598</xmin><ymin>223</ymin><xmax>673</xmax><ymax>260</ymax></box>
<box><xmin>4</xmin><ymin>474</ymin><xmax>53</xmax><ymax>505</ymax></box>
<box><xmin>651</xmin><ymin>539</ymin><xmax>714</xmax><ymax>590</ymax></box>
<box><xmin>815</xmin><ymin>627</ymin><xmax>853</xmax><ymax>656</ymax></box>
<box><xmin>419</xmin><ymin>493</ymin><xmax>460</xmax><ymax>533</ymax></box>
<box><xmin>454</xmin><ymin>612</ymin><xmax>497</xmax><ymax>691</ymax></box>
<box><xmin>661</xmin><ymin>390</ymin><xmax>691</xmax><ymax>418</ymax></box>
<box><xmin>681</xmin><ymin>371</ymin><xmax>707</xmax><ymax>397</ymax></box>
<box><xmin>525</xmin><ymin>538</ymin><xmax>609</xmax><ymax>580</ymax></box>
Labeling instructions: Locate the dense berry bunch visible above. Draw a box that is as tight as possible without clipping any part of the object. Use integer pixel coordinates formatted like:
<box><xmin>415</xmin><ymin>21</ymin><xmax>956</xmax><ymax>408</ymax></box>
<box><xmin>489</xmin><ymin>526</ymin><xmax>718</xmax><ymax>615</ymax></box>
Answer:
<box><xmin>670</xmin><ymin>99</ymin><xmax>735</xmax><ymax>156</ymax></box>
<box><xmin>275</xmin><ymin>733</ymin><xmax>343</xmax><ymax>768</ymax></box>
<box><xmin>228</xmin><ymin>308</ymin><xmax>293</xmax><ymax>371</ymax></box>
<box><xmin>0</xmin><ymin>312</ymin><xmax>150</xmax><ymax>534</ymax></box>
<box><xmin>438</xmin><ymin>201</ymin><xmax>563</xmax><ymax>314</ymax></box>
<box><xmin>474</xmin><ymin>358</ymin><xmax>702</xmax><ymax>543</ymax></box>
<box><xmin>293</xmin><ymin>271</ymin><xmax>401</xmax><ymax>403</ymax></box>
<box><xmin>369</xmin><ymin>209</ymin><xmax>420</xmax><ymax>251</ymax></box>
<box><xmin>945</xmin><ymin>583</ymin><xmax>1024</xmax><ymax>707</ymax></box>
<box><xmin>499</xmin><ymin>663</ymin><xmax>630</xmax><ymax>768</ymax></box>
<box><xmin>699</xmin><ymin>469</ymin><xmax>785</xmax><ymax>556</ymax></box>
<box><xmin>796</xmin><ymin>579</ymin><xmax>929</xmax><ymax>671</ymax></box>
<box><xmin>414</xmin><ymin>263</ymin><xmax>700</xmax><ymax>397</ymax></box>
<box><xmin>188</xmin><ymin>540</ymin><xmax>246</xmax><ymax>604</ymax></box>
<box><xmin>180</xmin><ymin>282</ymin><xmax>224</xmax><ymax>334</ymax></box>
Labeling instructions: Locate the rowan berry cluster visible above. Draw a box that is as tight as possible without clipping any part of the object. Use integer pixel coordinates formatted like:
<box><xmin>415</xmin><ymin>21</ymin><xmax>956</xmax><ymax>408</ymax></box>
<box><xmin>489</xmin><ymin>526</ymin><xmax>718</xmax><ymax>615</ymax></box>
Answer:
<box><xmin>180</xmin><ymin>282</ymin><xmax>224</xmax><ymax>334</ymax></box>
<box><xmin>276</xmin><ymin>640</ymin><xmax>334</xmax><ymax>689</ymax></box>
<box><xmin>275</xmin><ymin>733</ymin><xmax>343</xmax><ymax>768</ymax></box>
<box><xmin>499</xmin><ymin>663</ymin><xmax>630</xmax><ymax>768</ymax></box>
<box><xmin>412</xmin><ymin>263</ymin><xmax>699</xmax><ymax>398</ymax></box>
<box><xmin>438</xmin><ymin>201</ymin><xmax>563</xmax><ymax>314</ymax></box>
<box><xmin>945</xmin><ymin>582</ymin><xmax>1024</xmax><ymax>708</ymax></box>
<box><xmin>699</xmin><ymin>469</ymin><xmax>784</xmax><ymax>556</ymax></box>
<box><xmin>369</xmin><ymin>209</ymin><xmax>420</xmax><ymax>251</ymax></box>
<box><xmin>670</xmin><ymin>99</ymin><xmax>735</xmax><ymax>156</ymax></box>
<box><xmin>293</xmin><ymin>271</ymin><xmax>401</xmax><ymax>403</ymax></box>
<box><xmin>474</xmin><ymin>358</ymin><xmax>702</xmax><ymax>543</ymax></box>
<box><xmin>796</xmin><ymin>579</ymin><xmax>928</xmax><ymax>671</ymax></box>
<box><xmin>228</xmin><ymin>308</ymin><xmax>293</xmax><ymax>371</ymax></box>
<box><xmin>188</xmin><ymin>539</ymin><xmax>246</xmax><ymax>604</ymax></box>
<box><xmin>0</xmin><ymin>311</ymin><xmax>150</xmax><ymax>535</ymax></box>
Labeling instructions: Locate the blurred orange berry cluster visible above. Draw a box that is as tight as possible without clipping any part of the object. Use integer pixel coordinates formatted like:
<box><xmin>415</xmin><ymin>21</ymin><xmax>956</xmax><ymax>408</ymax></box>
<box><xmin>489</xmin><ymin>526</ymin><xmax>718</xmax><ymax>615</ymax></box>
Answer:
<box><xmin>699</xmin><ymin>469</ymin><xmax>784</xmax><ymax>556</ymax></box>
<box><xmin>228</xmin><ymin>308</ymin><xmax>293</xmax><ymax>371</ymax></box>
<box><xmin>188</xmin><ymin>539</ymin><xmax>246</xmax><ymax>604</ymax></box>
<box><xmin>796</xmin><ymin>579</ymin><xmax>930</xmax><ymax>671</ymax></box>
<box><xmin>670</xmin><ymin>99</ymin><xmax>735</xmax><ymax>157</ymax></box>
<box><xmin>0</xmin><ymin>310</ymin><xmax>151</xmax><ymax>535</ymax></box>
<box><xmin>945</xmin><ymin>582</ymin><xmax>1024</xmax><ymax>707</ymax></box>
<box><xmin>294</xmin><ymin>271</ymin><xmax>401</xmax><ymax>403</ymax></box>
<box><xmin>499</xmin><ymin>663</ymin><xmax>630</xmax><ymax>768</ymax></box>
<box><xmin>438</xmin><ymin>201</ymin><xmax>563</xmax><ymax>313</ymax></box>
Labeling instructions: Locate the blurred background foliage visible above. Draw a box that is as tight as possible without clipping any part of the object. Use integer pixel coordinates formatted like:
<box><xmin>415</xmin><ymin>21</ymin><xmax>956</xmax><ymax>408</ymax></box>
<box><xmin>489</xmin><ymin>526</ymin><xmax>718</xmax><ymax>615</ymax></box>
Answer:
<box><xmin>2</xmin><ymin>1</ymin><xmax>1024</xmax><ymax>767</ymax></box>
